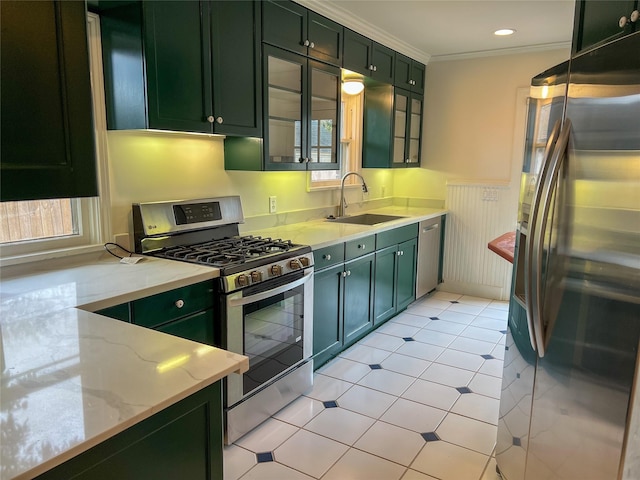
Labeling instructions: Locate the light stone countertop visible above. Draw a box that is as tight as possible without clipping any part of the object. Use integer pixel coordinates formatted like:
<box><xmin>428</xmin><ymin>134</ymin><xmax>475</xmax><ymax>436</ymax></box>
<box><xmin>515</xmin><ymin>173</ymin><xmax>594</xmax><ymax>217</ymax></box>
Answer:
<box><xmin>0</xmin><ymin>204</ymin><xmax>445</xmax><ymax>479</ymax></box>
<box><xmin>0</xmin><ymin>253</ymin><xmax>248</xmax><ymax>480</ymax></box>
<box><xmin>241</xmin><ymin>205</ymin><xmax>447</xmax><ymax>249</ymax></box>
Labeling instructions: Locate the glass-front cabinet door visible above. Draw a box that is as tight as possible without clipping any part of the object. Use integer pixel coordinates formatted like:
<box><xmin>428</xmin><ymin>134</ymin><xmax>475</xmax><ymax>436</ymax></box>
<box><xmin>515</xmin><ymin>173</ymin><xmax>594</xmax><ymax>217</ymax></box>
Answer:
<box><xmin>308</xmin><ymin>60</ymin><xmax>340</xmax><ymax>170</ymax></box>
<box><xmin>392</xmin><ymin>91</ymin><xmax>408</xmax><ymax>166</ymax></box>
<box><xmin>264</xmin><ymin>46</ymin><xmax>340</xmax><ymax>171</ymax></box>
<box><xmin>392</xmin><ymin>89</ymin><xmax>422</xmax><ymax>168</ymax></box>
<box><xmin>407</xmin><ymin>95</ymin><xmax>422</xmax><ymax>165</ymax></box>
<box><xmin>265</xmin><ymin>47</ymin><xmax>305</xmax><ymax>169</ymax></box>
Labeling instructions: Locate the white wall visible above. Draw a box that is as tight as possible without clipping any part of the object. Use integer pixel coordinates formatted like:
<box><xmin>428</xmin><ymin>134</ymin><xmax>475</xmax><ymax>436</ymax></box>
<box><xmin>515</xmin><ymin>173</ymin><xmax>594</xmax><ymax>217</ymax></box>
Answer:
<box><xmin>106</xmin><ymin>131</ymin><xmax>394</xmax><ymax>238</ymax></box>
<box><xmin>394</xmin><ymin>48</ymin><xmax>570</xmax><ymax>299</ymax></box>
<box><xmin>394</xmin><ymin>48</ymin><xmax>570</xmax><ymax>198</ymax></box>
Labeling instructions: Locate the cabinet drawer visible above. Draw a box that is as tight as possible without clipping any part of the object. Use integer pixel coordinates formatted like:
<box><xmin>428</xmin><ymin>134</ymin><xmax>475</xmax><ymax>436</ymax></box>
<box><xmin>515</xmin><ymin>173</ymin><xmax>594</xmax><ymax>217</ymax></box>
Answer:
<box><xmin>96</xmin><ymin>303</ymin><xmax>131</xmax><ymax>323</ymax></box>
<box><xmin>314</xmin><ymin>244</ymin><xmax>344</xmax><ymax>269</ymax></box>
<box><xmin>376</xmin><ymin>224</ymin><xmax>418</xmax><ymax>250</ymax></box>
<box><xmin>345</xmin><ymin>235</ymin><xmax>375</xmax><ymax>260</ymax></box>
<box><xmin>156</xmin><ymin>309</ymin><xmax>216</xmax><ymax>346</ymax></box>
<box><xmin>132</xmin><ymin>280</ymin><xmax>215</xmax><ymax>329</ymax></box>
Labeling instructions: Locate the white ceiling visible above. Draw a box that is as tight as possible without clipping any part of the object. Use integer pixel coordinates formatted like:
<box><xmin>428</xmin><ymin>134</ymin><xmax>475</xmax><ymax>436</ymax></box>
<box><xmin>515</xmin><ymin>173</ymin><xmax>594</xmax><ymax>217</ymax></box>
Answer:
<box><xmin>300</xmin><ymin>0</ymin><xmax>575</xmax><ymax>62</ymax></box>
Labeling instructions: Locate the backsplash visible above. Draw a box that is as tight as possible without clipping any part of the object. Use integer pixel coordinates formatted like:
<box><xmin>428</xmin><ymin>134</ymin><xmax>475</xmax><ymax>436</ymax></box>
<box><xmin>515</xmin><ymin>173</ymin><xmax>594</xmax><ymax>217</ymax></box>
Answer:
<box><xmin>105</xmin><ymin>130</ymin><xmax>443</xmax><ymax>244</ymax></box>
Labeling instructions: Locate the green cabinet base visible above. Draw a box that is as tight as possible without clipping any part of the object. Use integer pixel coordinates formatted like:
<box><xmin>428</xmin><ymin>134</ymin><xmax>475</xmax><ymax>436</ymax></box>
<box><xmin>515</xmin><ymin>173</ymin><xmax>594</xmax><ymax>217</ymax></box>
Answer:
<box><xmin>36</xmin><ymin>382</ymin><xmax>223</xmax><ymax>480</ymax></box>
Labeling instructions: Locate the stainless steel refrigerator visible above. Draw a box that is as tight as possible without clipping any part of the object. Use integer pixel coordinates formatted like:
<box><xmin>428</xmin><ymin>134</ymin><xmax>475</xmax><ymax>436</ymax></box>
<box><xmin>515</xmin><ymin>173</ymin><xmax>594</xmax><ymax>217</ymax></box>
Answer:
<box><xmin>496</xmin><ymin>31</ymin><xmax>640</xmax><ymax>480</ymax></box>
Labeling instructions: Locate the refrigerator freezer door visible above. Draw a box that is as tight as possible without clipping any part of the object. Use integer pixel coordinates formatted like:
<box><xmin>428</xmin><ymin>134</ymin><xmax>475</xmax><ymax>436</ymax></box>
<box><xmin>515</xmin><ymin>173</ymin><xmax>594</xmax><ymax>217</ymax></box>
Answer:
<box><xmin>524</xmin><ymin>32</ymin><xmax>640</xmax><ymax>480</ymax></box>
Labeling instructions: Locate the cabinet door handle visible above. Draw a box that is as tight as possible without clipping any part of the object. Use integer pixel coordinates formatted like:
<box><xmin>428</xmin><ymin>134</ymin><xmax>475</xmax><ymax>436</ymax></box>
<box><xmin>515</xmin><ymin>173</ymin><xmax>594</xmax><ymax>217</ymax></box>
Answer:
<box><xmin>310</xmin><ymin>41</ymin><xmax>315</xmax><ymax>48</ymax></box>
<box><xmin>303</xmin><ymin>39</ymin><xmax>310</xmax><ymax>46</ymax></box>
<box><xmin>216</xmin><ymin>116</ymin><xmax>223</xmax><ymax>124</ymax></box>
<box><xmin>342</xmin><ymin>271</ymin><xmax>347</xmax><ymax>277</ymax></box>
<box><xmin>346</xmin><ymin>270</ymin><xmax>351</xmax><ymax>276</ymax></box>
<box><xmin>207</xmin><ymin>116</ymin><xmax>215</xmax><ymax>123</ymax></box>
<box><xmin>175</xmin><ymin>299</ymin><xmax>185</xmax><ymax>308</ymax></box>
<box><xmin>323</xmin><ymin>254</ymin><xmax>331</xmax><ymax>260</ymax></box>
<box><xmin>631</xmin><ymin>10</ymin><xmax>639</xmax><ymax>22</ymax></box>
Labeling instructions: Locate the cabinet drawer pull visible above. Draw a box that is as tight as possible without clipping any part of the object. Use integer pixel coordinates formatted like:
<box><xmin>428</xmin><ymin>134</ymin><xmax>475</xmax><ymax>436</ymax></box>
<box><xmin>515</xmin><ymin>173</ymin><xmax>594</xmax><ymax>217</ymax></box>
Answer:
<box><xmin>323</xmin><ymin>254</ymin><xmax>331</xmax><ymax>260</ymax></box>
<box><xmin>358</xmin><ymin>244</ymin><xmax>366</xmax><ymax>250</ymax></box>
<box><xmin>175</xmin><ymin>299</ymin><xmax>185</xmax><ymax>308</ymax></box>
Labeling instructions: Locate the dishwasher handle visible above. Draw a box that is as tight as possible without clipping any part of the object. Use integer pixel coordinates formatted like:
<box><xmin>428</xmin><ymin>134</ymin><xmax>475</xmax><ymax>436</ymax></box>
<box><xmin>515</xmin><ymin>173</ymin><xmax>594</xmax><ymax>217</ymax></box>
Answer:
<box><xmin>422</xmin><ymin>224</ymin><xmax>439</xmax><ymax>233</ymax></box>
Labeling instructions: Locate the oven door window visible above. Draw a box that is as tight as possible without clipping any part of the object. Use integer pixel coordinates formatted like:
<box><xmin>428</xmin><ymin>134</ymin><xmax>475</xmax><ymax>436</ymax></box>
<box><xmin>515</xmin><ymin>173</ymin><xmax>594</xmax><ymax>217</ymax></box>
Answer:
<box><xmin>242</xmin><ymin>283</ymin><xmax>304</xmax><ymax>396</ymax></box>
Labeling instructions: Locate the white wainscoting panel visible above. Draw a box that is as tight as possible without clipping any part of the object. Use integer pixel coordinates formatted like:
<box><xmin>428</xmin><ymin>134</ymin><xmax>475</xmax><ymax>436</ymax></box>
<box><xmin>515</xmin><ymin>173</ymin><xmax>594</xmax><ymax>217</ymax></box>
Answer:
<box><xmin>441</xmin><ymin>183</ymin><xmax>518</xmax><ymax>300</ymax></box>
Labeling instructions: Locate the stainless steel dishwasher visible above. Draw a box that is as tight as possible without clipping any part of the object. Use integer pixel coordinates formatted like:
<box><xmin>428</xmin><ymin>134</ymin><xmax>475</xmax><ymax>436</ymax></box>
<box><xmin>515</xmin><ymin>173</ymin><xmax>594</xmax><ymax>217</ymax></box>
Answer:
<box><xmin>416</xmin><ymin>217</ymin><xmax>442</xmax><ymax>298</ymax></box>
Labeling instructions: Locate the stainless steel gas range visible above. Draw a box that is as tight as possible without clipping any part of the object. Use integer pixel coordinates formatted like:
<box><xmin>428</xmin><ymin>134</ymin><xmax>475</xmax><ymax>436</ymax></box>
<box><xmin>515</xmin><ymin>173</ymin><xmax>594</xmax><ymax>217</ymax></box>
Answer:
<box><xmin>132</xmin><ymin>196</ymin><xmax>314</xmax><ymax>444</ymax></box>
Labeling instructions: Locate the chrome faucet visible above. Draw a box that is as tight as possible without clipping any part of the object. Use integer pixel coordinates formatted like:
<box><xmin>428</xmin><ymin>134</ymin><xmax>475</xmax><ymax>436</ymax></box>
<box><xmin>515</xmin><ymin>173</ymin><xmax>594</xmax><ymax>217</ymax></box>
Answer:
<box><xmin>339</xmin><ymin>172</ymin><xmax>368</xmax><ymax>217</ymax></box>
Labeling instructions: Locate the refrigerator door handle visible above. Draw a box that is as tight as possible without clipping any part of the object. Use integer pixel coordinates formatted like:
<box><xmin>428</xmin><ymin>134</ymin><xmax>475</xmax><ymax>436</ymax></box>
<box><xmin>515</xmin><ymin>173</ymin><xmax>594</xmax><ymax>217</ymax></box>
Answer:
<box><xmin>530</xmin><ymin>119</ymin><xmax>571</xmax><ymax>357</ymax></box>
<box><xmin>524</xmin><ymin>119</ymin><xmax>562</xmax><ymax>353</ymax></box>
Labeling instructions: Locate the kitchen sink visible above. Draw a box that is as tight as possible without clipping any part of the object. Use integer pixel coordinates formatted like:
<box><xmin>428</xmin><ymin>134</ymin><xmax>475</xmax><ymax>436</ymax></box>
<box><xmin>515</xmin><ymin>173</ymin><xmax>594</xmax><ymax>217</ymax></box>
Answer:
<box><xmin>327</xmin><ymin>214</ymin><xmax>405</xmax><ymax>225</ymax></box>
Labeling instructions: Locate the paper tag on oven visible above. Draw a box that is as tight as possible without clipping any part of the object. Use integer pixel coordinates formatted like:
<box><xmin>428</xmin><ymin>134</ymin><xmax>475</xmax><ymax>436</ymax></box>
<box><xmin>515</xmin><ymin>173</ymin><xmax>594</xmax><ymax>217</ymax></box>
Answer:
<box><xmin>120</xmin><ymin>256</ymin><xmax>144</xmax><ymax>265</ymax></box>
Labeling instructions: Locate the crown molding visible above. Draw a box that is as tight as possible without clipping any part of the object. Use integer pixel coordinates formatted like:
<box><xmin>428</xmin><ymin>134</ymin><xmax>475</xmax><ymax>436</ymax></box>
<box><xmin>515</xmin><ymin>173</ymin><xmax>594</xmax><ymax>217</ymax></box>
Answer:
<box><xmin>428</xmin><ymin>41</ymin><xmax>572</xmax><ymax>62</ymax></box>
<box><xmin>295</xmin><ymin>0</ymin><xmax>431</xmax><ymax>65</ymax></box>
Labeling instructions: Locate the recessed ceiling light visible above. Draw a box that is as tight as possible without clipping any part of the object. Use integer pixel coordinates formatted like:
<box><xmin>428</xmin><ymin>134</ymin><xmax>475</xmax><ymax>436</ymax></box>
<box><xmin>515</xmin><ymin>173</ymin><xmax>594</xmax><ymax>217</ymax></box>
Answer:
<box><xmin>494</xmin><ymin>28</ymin><xmax>516</xmax><ymax>36</ymax></box>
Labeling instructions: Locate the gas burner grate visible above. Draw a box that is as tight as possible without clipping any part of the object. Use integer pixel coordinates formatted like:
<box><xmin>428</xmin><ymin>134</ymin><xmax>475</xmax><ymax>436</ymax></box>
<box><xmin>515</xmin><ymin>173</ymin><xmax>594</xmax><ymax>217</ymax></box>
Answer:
<box><xmin>152</xmin><ymin>235</ymin><xmax>297</xmax><ymax>268</ymax></box>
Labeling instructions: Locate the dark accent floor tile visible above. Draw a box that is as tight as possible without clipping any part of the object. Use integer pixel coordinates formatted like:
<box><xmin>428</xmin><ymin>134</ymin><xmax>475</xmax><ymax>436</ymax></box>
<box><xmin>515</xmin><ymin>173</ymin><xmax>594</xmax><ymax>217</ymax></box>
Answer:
<box><xmin>429</xmin><ymin>317</ymin><xmax>439</xmax><ymax>320</ymax></box>
<box><xmin>402</xmin><ymin>337</ymin><xmax>415</xmax><ymax>342</ymax></box>
<box><xmin>323</xmin><ymin>400</ymin><xmax>339</xmax><ymax>408</ymax></box>
<box><xmin>450</xmin><ymin>300</ymin><xmax>459</xmax><ymax>304</ymax></box>
<box><xmin>421</xmin><ymin>432</ymin><xmax>440</xmax><ymax>442</ymax></box>
<box><xmin>456</xmin><ymin>386</ymin><xmax>472</xmax><ymax>394</ymax></box>
<box><xmin>481</xmin><ymin>354</ymin><xmax>495</xmax><ymax>360</ymax></box>
<box><xmin>369</xmin><ymin>364</ymin><xmax>383</xmax><ymax>370</ymax></box>
<box><xmin>512</xmin><ymin>437</ymin><xmax>522</xmax><ymax>447</ymax></box>
<box><xmin>256</xmin><ymin>452</ymin><xmax>274</xmax><ymax>463</ymax></box>
<box><xmin>500</xmin><ymin>330</ymin><xmax>507</xmax><ymax>334</ymax></box>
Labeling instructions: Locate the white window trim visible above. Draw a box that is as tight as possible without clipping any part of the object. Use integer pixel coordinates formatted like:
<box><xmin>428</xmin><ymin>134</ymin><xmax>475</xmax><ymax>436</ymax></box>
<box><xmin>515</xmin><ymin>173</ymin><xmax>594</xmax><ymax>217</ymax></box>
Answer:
<box><xmin>307</xmin><ymin>91</ymin><xmax>363</xmax><ymax>192</ymax></box>
<box><xmin>0</xmin><ymin>13</ymin><xmax>112</xmax><ymax>267</ymax></box>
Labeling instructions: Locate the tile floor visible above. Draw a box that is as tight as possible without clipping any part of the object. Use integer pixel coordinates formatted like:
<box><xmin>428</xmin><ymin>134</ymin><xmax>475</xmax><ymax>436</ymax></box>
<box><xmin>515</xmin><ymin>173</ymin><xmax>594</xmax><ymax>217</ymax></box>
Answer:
<box><xmin>224</xmin><ymin>291</ymin><xmax>508</xmax><ymax>480</ymax></box>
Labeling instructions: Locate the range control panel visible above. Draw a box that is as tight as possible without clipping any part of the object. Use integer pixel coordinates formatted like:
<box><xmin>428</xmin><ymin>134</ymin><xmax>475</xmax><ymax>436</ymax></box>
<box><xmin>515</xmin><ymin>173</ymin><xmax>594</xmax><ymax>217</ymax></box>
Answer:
<box><xmin>222</xmin><ymin>253</ymin><xmax>314</xmax><ymax>293</ymax></box>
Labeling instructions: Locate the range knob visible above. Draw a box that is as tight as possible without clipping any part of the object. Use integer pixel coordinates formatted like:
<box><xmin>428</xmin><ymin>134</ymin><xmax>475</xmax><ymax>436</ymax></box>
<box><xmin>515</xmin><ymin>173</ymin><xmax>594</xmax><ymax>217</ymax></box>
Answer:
<box><xmin>250</xmin><ymin>271</ymin><xmax>262</xmax><ymax>282</ymax></box>
<box><xmin>236</xmin><ymin>274</ymin><xmax>250</xmax><ymax>287</ymax></box>
<box><xmin>299</xmin><ymin>257</ymin><xmax>310</xmax><ymax>267</ymax></box>
<box><xmin>289</xmin><ymin>259</ymin><xmax>302</xmax><ymax>270</ymax></box>
<box><xmin>270</xmin><ymin>264</ymin><xmax>283</xmax><ymax>276</ymax></box>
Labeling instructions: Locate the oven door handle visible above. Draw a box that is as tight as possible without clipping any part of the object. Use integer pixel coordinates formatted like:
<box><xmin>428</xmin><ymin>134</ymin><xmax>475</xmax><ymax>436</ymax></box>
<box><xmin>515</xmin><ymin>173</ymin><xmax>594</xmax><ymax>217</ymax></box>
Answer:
<box><xmin>228</xmin><ymin>269</ymin><xmax>313</xmax><ymax>307</ymax></box>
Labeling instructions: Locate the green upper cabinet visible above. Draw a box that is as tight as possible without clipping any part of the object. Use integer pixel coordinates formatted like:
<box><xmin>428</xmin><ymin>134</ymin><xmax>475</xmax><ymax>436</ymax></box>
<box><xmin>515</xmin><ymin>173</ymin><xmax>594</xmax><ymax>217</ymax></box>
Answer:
<box><xmin>226</xmin><ymin>45</ymin><xmax>341</xmax><ymax>171</ymax></box>
<box><xmin>343</xmin><ymin>29</ymin><xmax>395</xmax><ymax>84</ymax></box>
<box><xmin>100</xmin><ymin>0</ymin><xmax>261</xmax><ymax>136</ymax></box>
<box><xmin>362</xmin><ymin>82</ymin><xmax>394</xmax><ymax>168</ymax></box>
<box><xmin>1</xmin><ymin>0</ymin><xmax>98</xmax><ymax>202</ymax></box>
<box><xmin>394</xmin><ymin>52</ymin><xmax>425</xmax><ymax>95</ymax></box>
<box><xmin>262</xmin><ymin>0</ymin><xmax>343</xmax><ymax>66</ymax></box>
<box><xmin>572</xmin><ymin>0</ymin><xmax>638</xmax><ymax>54</ymax></box>
<box><xmin>392</xmin><ymin>89</ymin><xmax>423</xmax><ymax>168</ymax></box>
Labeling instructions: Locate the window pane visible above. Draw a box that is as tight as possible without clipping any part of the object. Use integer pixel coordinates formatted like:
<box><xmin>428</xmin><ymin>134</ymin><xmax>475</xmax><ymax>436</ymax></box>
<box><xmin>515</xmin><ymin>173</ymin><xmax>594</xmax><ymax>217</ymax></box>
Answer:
<box><xmin>0</xmin><ymin>199</ymin><xmax>78</xmax><ymax>244</ymax></box>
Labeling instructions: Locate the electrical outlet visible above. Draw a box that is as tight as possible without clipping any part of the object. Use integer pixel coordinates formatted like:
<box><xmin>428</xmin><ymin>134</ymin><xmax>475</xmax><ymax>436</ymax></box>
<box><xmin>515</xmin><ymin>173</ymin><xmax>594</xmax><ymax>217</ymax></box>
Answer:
<box><xmin>269</xmin><ymin>196</ymin><xmax>277</xmax><ymax>214</ymax></box>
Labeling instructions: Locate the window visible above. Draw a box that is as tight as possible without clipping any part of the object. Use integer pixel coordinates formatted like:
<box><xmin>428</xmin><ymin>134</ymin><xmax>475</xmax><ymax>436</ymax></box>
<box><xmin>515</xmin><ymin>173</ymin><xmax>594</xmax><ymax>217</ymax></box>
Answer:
<box><xmin>309</xmin><ymin>90</ymin><xmax>363</xmax><ymax>189</ymax></box>
<box><xmin>0</xmin><ymin>14</ymin><xmax>109</xmax><ymax>265</ymax></box>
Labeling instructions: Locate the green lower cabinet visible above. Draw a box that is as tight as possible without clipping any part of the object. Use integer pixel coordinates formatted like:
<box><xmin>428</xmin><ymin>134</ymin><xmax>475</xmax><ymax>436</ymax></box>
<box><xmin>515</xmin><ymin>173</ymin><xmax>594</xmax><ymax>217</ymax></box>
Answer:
<box><xmin>343</xmin><ymin>253</ymin><xmax>375</xmax><ymax>346</ymax></box>
<box><xmin>396</xmin><ymin>238</ymin><xmax>418</xmax><ymax>311</ymax></box>
<box><xmin>36</xmin><ymin>382</ymin><xmax>223</xmax><ymax>480</ymax></box>
<box><xmin>373</xmin><ymin>245</ymin><xmax>398</xmax><ymax>325</ymax></box>
<box><xmin>312</xmin><ymin>263</ymin><xmax>344</xmax><ymax>367</ymax></box>
<box><xmin>156</xmin><ymin>309</ymin><xmax>216</xmax><ymax>346</ymax></box>
<box><xmin>373</xmin><ymin>238</ymin><xmax>417</xmax><ymax>326</ymax></box>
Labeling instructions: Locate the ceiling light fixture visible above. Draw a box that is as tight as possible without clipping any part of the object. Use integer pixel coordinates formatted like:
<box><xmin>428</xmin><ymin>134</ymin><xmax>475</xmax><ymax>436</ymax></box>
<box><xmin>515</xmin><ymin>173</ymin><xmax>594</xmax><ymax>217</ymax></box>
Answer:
<box><xmin>342</xmin><ymin>79</ymin><xmax>364</xmax><ymax>95</ymax></box>
<box><xmin>494</xmin><ymin>28</ymin><xmax>516</xmax><ymax>36</ymax></box>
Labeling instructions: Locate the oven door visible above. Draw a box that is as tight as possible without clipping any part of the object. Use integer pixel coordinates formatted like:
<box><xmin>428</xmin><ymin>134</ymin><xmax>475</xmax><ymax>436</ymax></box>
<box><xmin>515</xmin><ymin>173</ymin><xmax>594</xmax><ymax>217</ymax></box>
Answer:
<box><xmin>225</xmin><ymin>268</ymin><xmax>313</xmax><ymax>407</ymax></box>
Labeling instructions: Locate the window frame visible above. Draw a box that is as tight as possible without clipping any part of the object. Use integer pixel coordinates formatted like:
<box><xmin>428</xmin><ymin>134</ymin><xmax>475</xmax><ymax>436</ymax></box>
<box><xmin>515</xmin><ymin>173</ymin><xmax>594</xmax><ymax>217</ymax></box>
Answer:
<box><xmin>0</xmin><ymin>13</ymin><xmax>111</xmax><ymax>267</ymax></box>
<box><xmin>308</xmin><ymin>90</ymin><xmax>363</xmax><ymax>191</ymax></box>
